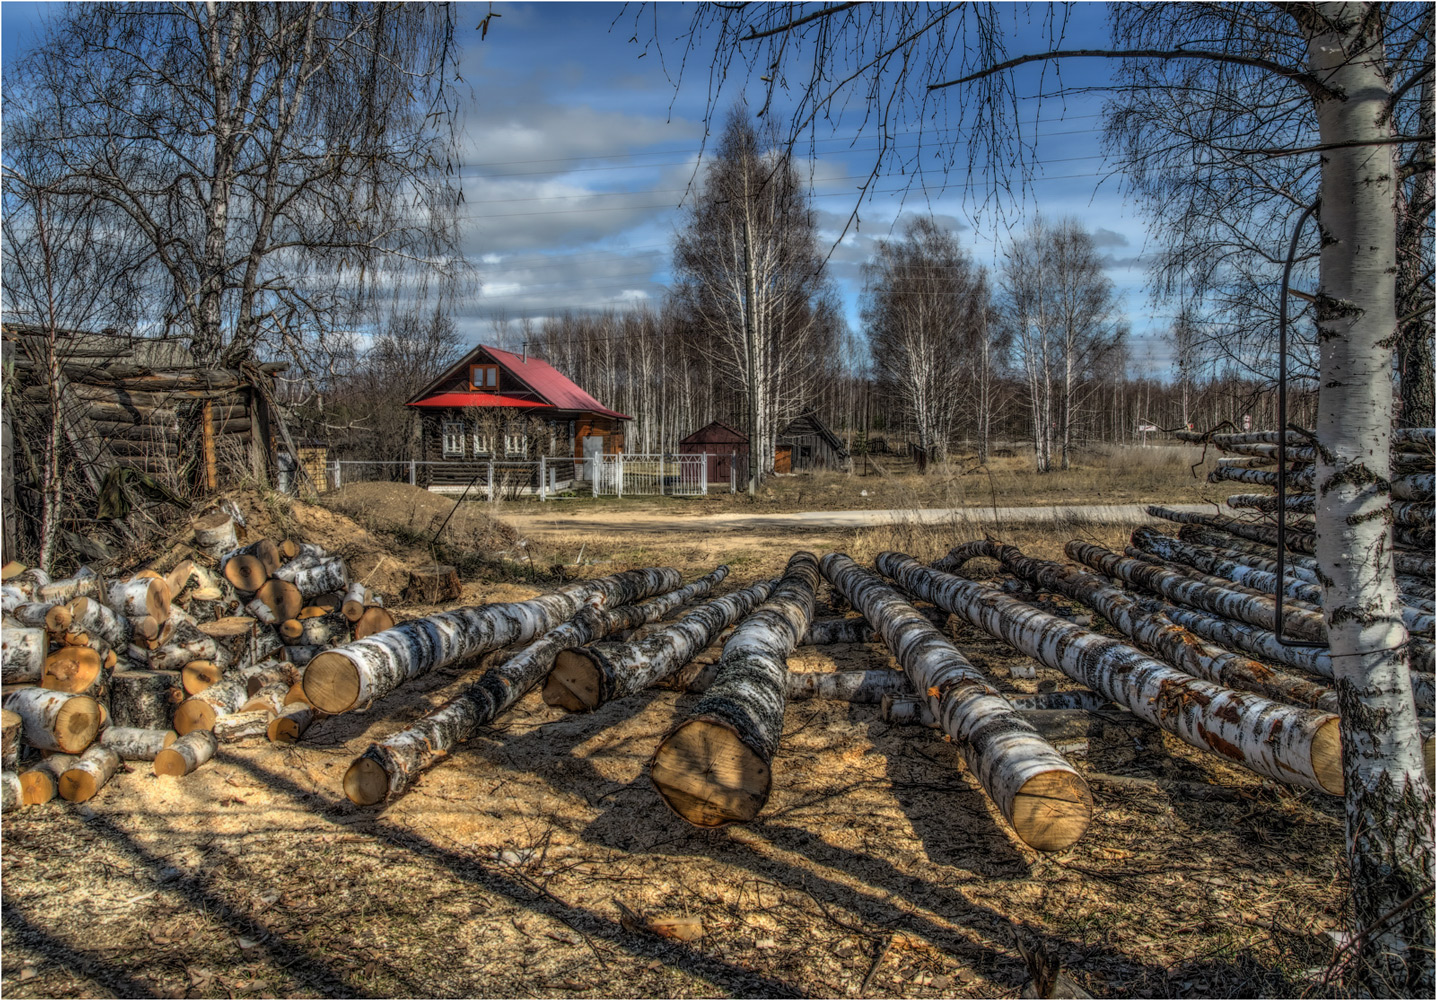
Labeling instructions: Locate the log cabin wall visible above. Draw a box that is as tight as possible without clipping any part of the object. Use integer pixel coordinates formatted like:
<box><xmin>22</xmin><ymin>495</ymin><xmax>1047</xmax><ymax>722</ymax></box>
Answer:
<box><xmin>3</xmin><ymin>324</ymin><xmax>285</xmax><ymax>497</ymax></box>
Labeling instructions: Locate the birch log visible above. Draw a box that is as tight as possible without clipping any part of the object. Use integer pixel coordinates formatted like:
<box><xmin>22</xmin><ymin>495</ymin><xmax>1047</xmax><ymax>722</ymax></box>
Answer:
<box><xmin>19</xmin><ymin>753</ymin><xmax>77</xmax><ymax>805</ymax></box>
<box><xmin>110</xmin><ymin>670</ymin><xmax>182</xmax><ymax>730</ymax></box>
<box><xmin>198</xmin><ymin>617</ymin><xmax>259</xmax><ymax>671</ymax></box>
<box><xmin>876</xmin><ymin>553</ymin><xmax>1343</xmax><ymax>795</ymax></box>
<box><xmin>145</xmin><ymin>619</ymin><xmax>222</xmax><ymax>671</ymax></box>
<box><xmin>343</xmin><ymin>567</ymin><xmax>715</xmax><ymax>806</ymax></box>
<box><xmin>42</xmin><ymin>647</ymin><xmax>106</xmax><ymax>696</ymax></box>
<box><xmin>99</xmin><ymin>727</ymin><xmax>176</xmax><ymax>761</ymax></box>
<box><xmin>220</xmin><ymin>539</ymin><xmax>281</xmax><ymax>592</ymax></box>
<box><xmin>58</xmin><ymin>745</ymin><xmax>120</xmax><ymax>802</ymax></box>
<box><xmin>544</xmin><ymin>578</ymin><xmax>774</xmax><ymax>712</ymax></box>
<box><xmin>941</xmin><ymin>541</ymin><xmax>1339</xmax><ymax>713</ymax></box>
<box><xmin>342</xmin><ymin>582</ymin><xmax>370</xmax><ymax>622</ymax></box>
<box><xmin>1149</xmin><ymin>505</ymin><xmax>1435</xmax><ymax>579</ymax></box>
<box><xmin>274</xmin><ymin>556</ymin><xmax>348</xmax><ymax>597</ymax></box>
<box><xmin>822</xmin><ymin>553</ymin><xmax>1092</xmax><ymax>851</ymax></box>
<box><xmin>306</xmin><ymin>568</ymin><xmax>679</xmax><ymax>715</ymax></box>
<box><xmin>153</xmin><ymin>730</ymin><xmax>218</xmax><ymax>776</ymax></box>
<box><xmin>1</xmin><ymin>708</ymin><xmax>20</xmax><ymax>769</ymax></box>
<box><xmin>268</xmin><ymin>702</ymin><xmax>320</xmax><ymax>744</ymax></box>
<box><xmin>255</xmin><ymin>579</ymin><xmax>303</xmax><ymax>622</ymax></box>
<box><xmin>109</xmin><ymin>577</ymin><xmax>171</xmax><ymax>621</ymax></box>
<box><xmin>67</xmin><ymin>597</ymin><xmax>132</xmax><ymax>648</ymax></box>
<box><xmin>780</xmin><ymin>669</ymin><xmax>912</xmax><ymax>702</ymax></box>
<box><xmin>192</xmin><ymin>511</ymin><xmax>239</xmax><ymax>556</ymax></box>
<box><xmin>36</xmin><ymin>567</ymin><xmax>101</xmax><ymax>604</ymax></box>
<box><xmin>650</xmin><ymin>553</ymin><xmax>819</xmax><ymax>827</ymax></box>
<box><xmin>2</xmin><ymin>769</ymin><xmax>19</xmax><ymax>812</ymax></box>
<box><xmin>214</xmin><ymin>709</ymin><xmax>273</xmax><ymax>742</ymax></box>
<box><xmin>280</xmin><ymin>610</ymin><xmax>348</xmax><ymax>647</ymax></box>
<box><xmin>173</xmin><ymin>660</ymin><xmax>299</xmax><ymax>734</ymax></box>
<box><xmin>2</xmin><ymin>627</ymin><xmax>47</xmax><ymax>683</ymax></box>
<box><xmin>801</xmin><ymin>617</ymin><xmax>879</xmax><ymax>645</ymax></box>
<box><xmin>2</xmin><ymin>688</ymin><xmax>101</xmax><ymax>753</ymax></box>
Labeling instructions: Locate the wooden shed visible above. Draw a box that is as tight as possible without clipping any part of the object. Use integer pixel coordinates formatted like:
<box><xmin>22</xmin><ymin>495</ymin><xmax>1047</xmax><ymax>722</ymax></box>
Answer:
<box><xmin>776</xmin><ymin>411</ymin><xmax>851</xmax><ymax>472</ymax></box>
<box><xmin>3</xmin><ymin>323</ymin><xmax>288</xmax><ymax>499</ymax></box>
<box><xmin>678</xmin><ymin>421</ymin><xmax>750</xmax><ymax>487</ymax></box>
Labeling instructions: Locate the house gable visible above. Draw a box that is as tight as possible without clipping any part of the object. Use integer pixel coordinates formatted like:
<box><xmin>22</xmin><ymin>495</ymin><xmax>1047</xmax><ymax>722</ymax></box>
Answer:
<box><xmin>406</xmin><ymin>344</ymin><xmax>628</xmax><ymax>420</ymax></box>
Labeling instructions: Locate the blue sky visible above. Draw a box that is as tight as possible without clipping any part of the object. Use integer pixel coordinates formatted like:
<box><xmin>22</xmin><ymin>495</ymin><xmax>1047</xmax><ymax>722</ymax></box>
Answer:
<box><xmin>1</xmin><ymin>2</ymin><xmax>1178</xmax><ymax>374</ymax></box>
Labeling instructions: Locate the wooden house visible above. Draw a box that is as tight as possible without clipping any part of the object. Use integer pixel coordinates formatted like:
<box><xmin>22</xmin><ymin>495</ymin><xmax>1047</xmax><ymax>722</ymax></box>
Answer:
<box><xmin>775</xmin><ymin>412</ymin><xmax>851</xmax><ymax>473</ymax></box>
<box><xmin>405</xmin><ymin>345</ymin><xmax>630</xmax><ymax>488</ymax></box>
<box><xmin>3</xmin><ymin>323</ymin><xmax>287</xmax><ymax>495</ymax></box>
<box><xmin>678</xmin><ymin>421</ymin><xmax>750</xmax><ymax>487</ymax></box>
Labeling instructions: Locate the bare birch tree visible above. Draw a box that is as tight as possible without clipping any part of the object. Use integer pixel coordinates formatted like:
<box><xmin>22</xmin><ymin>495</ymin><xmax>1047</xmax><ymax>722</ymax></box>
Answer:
<box><xmin>2</xmin><ymin>2</ymin><xmax>465</xmax><ymax>368</ymax></box>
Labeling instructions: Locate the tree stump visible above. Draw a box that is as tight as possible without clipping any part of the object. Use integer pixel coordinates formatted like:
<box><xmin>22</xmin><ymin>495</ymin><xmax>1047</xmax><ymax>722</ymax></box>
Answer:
<box><xmin>405</xmin><ymin>565</ymin><xmax>461</xmax><ymax>604</ymax></box>
<box><xmin>110</xmin><ymin>669</ymin><xmax>183</xmax><ymax>730</ymax></box>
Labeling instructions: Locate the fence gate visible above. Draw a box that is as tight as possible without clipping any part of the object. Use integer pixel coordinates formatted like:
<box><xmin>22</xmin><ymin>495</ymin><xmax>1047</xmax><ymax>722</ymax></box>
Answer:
<box><xmin>591</xmin><ymin>454</ymin><xmax>707</xmax><ymax>497</ymax></box>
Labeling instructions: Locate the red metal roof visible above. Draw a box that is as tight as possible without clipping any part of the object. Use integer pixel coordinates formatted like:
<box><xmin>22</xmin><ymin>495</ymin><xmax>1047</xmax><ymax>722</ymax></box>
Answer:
<box><xmin>408</xmin><ymin>392</ymin><xmax>553</xmax><ymax>410</ymax></box>
<box><xmin>484</xmin><ymin>346</ymin><xmax>630</xmax><ymax>420</ymax></box>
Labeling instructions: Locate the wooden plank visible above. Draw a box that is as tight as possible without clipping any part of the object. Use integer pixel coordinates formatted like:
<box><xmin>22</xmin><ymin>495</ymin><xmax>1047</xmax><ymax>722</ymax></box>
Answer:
<box><xmin>202</xmin><ymin>400</ymin><xmax>217</xmax><ymax>491</ymax></box>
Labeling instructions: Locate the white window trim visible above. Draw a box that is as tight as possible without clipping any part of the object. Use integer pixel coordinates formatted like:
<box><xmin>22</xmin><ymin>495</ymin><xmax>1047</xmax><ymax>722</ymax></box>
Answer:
<box><xmin>505</xmin><ymin>432</ymin><xmax>527</xmax><ymax>456</ymax></box>
<box><xmin>472</xmin><ymin>432</ymin><xmax>494</xmax><ymax>455</ymax></box>
<box><xmin>442</xmin><ymin>421</ymin><xmax>465</xmax><ymax>458</ymax></box>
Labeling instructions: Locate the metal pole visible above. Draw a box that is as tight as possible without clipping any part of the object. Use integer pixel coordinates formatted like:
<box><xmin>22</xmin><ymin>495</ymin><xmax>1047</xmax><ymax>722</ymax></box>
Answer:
<box><xmin>539</xmin><ymin>456</ymin><xmax>546</xmax><ymax>501</ymax></box>
<box><xmin>409</xmin><ymin>459</ymin><xmax>416</xmax><ymax>486</ymax></box>
<box><xmin>701</xmin><ymin>453</ymin><xmax>708</xmax><ymax>496</ymax></box>
<box><xmin>617</xmin><ymin>452</ymin><xmax>624</xmax><ymax>499</ymax></box>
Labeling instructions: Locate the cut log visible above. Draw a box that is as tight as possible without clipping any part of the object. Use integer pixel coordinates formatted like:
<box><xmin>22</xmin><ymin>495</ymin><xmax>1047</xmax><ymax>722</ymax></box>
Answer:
<box><xmin>42</xmin><ymin>647</ymin><xmax>106</xmax><ymax>696</ymax></box>
<box><xmin>68</xmin><ymin>597</ymin><xmax>133</xmax><ymax>648</ymax></box>
<box><xmin>283</xmin><ymin>682</ymin><xmax>310</xmax><ymax>707</ymax></box>
<box><xmin>193</xmin><ymin>511</ymin><xmax>239</xmax><ymax>556</ymax></box>
<box><xmin>405</xmin><ymin>564</ymin><xmax>462</xmax><ymax>604</ymax></box>
<box><xmin>195</xmin><ymin>616</ymin><xmax>259</xmax><ymax>671</ymax></box>
<box><xmin>341</xmin><ymin>582</ymin><xmax>370</xmax><ymax>622</ymax></box>
<box><xmin>153</xmin><ymin>730</ymin><xmax>218</xmax><ymax>776</ymax></box>
<box><xmin>245</xmin><ymin>598</ymin><xmax>280</xmax><ymax>625</ymax></box>
<box><xmin>2</xmin><ymin>770</ymin><xmax>20</xmax><ymax>812</ymax></box>
<box><xmin>109</xmin><ymin>669</ymin><xmax>183</xmax><ymax>730</ymax></box>
<box><xmin>801</xmin><ymin>617</ymin><xmax>879</xmax><ymax>645</ymax></box>
<box><xmin>275</xmin><ymin>556</ymin><xmax>348</xmax><ymax>597</ymax></box>
<box><xmin>281</xmin><ymin>610</ymin><xmax>348</xmax><ymax>647</ymax></box>
<box><xmin>309</xmin><ymin>592</ymin><xmax>344</xmax><ymax>612</ymax></box>
<box><xmin>2</xmin><ymin>626</ymin><xmax>47</xmax><ymax>684</ymax></box>
<box><xmin>7</xmin><ymin>601</ymin><xmax>63</xmax><ymax>630</ymax></box>
<box><xmin>181</xmin><ymin>660</ymin><xmax>223</xmax><ymax>695</ymax></box>
<box><xmin>279</xmin><ymin>541</ymin><xmax>327</xmax><ymax>563</ymax></box>
<box><xmin>941</xmin><ymin>540</ymin><xmax>1340</xmax><ymax>713</ymax></box>
<box><xmin>281</xmin><ymin>644</ymin><xmax>323</xmax><ymax>666</ymax></box>
<box><xmin>343</xmin><ymin>567</ymin><xmax>720</xmax><ymax>806</ymax></box>
<box><xmin>144</xmin><ymin>618</ymin><xmax>221</xmax><ymax>672</ymax></box>
<box><xmin>108</xmin><ymin>576</ymin><xmax>171</xmax><ymax>622</ymax></box>
<box><xmin>650</xmin><ymin>553</ymin><xmax>819</xmax><ymax>827</ymax></box>
<box><xmin>822</xmin><ymin>553</ymin><xmax>1092</xmax><ymax>851</ymax></box>
<box><xmin>1</xmin><ymin>708</ymin><xmax>21</xmax><ymax>769</ymax></box>
<box><xmin>545</xmin><ymin>577</ymin><xmax>771</xmax><ymax>713</ymax></box>
<box><xmin>19</xmin><ymin>754</ymin><xmax>78</xmax><ymax>805</ymax></box>
<box><xmin>877</xmin><ymin>552</ymin><xmax>1343</xmax><ymax>796</ymax></box>
<box><xmin>58</xmin><ymin>745</ymin><xmax>121</xmax><ymax>802</ymax></box>
<box><xmin>36</xmin><ymin>567</ymin><xmax>101</xmax><ymax>603</ymax></box>
<box><xmin>214</xmin><ymin>709</ymin><xmax>273</xmax><ymax>742</ymax></box>
<box><xmin>268</xmin><ymin>702</ymin><xmax>320</xmax><ymax>743</ymax></box>
<box><xmin>2</xmin><ymin>688</ymin><xmax>101</xmax><ymax>753</ymax></box>
<box><xmin>352</xmin><ymin>606</ymin><xmax>395</xmax><ymax>640</ymax></box>
<box><xmin>255</xmin><ymin>578</ymin><xmax>303</xmax><ymax>621</ymax></box>
<box><xmin>241</xmin><ymin>682</ymin><xmax>288</xmax><ymax>716</ymax></box>
<box><xmin>173</xmin><ymin>660</ymin><xmax>301</xmax><ymax>734</ymax></box>
<box><xmin>99</xmin><ymin>727</ymin><xmax>176</xmax><ymax>761</ymax></box>
<box><xmin>308</xmin><ymin>568</ymin><xmax>680</xmax><ymax>715</ymax></box>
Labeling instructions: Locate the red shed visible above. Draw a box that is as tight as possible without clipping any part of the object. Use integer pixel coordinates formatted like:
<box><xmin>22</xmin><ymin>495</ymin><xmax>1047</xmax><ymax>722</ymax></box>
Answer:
<box><xmin>678</xmin><ymin>421</ymin><xmax>749</xmax><ymax>486</ymax></box>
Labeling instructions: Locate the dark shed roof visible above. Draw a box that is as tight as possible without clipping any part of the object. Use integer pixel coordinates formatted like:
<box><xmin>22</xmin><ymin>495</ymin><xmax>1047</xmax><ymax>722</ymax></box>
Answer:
<box><xmin>679</xmin><ymin>420</ymin><xmax>749</xmax><ymax>446</ymax></box>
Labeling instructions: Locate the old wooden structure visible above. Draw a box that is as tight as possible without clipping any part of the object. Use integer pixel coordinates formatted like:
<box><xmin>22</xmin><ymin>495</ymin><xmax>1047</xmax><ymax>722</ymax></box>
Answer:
<box><xmin>3</xmin><ymin>325</ymin><xmax>287</xmax><ymax>552</ymax></box>
<box><xmin>678</xmin><ymin>421</ymin><xmax>750</xmax><ymax>486</ymax></box>
<box><xmin>406</xmin><ymin>345</ymin><xmax>629</xmax><ymax>489</ymax></box>
<box><xmin>775</xmin><ymin>411</ymin><xmax>850</xmax><ymax>473</ymax></box>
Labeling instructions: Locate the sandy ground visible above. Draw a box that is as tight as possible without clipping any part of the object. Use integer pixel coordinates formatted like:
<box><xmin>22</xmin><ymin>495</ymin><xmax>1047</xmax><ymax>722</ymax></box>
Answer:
<box><xmin>0</xmin><ymin>485</ymin><xmax>1353</xmax><ymax>999</ymax></box>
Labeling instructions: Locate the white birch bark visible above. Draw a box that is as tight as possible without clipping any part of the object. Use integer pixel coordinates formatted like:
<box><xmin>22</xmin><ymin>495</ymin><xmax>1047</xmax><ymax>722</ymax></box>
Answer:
<box><xmin>650</xmin><ymin>552</ymin><xmax>819</xmax><ymax>826</ymax></box>
<box><xmin>58</xmin><ymin>744</ymin><xmax>120</xmax><ymax>802</ymax></box>
<box><xmin>2</xmin><ymin>769</ymin><xmax>21</xmax><ymax>811</ymax></box>
<box><xmin>153</xmin><ymin>729</ymin><xmax>218</xmax><ymax>776</ymax></box>
<box><xmin>18</xmin><ymin>753</ymin><xmax>77</xmax><ymax>805</ymax></box>
<box><xmin>2</xmin><ymin>687</ymin><xmax>101</xmax><ymax>753</ymax></box>
<box><xmin>307</xmin><ymin>568</ymin><xmax>681</xmax><ymax>716</ymax></box>
<box><xmin>2</xmin><ymin>627</ymin><xmax>47</xmax><ymax>683</ymax></box>
<box><xmin>273</xmin><ymin>556</ymin><xmax>348</xmax><ymax>597</ymax></box>
<box><xmin>877</xmin><ymin>553</ymin><xmax>1342</xmax><ymax>795</ymax></box>
<box><xmin>343</xmin><ymin>567</ymin><xmax>702</xmax><ymax>805</ymax></box>
<box><xmin>99</xmin><ymin>726</ymin><xmax>175</xmax><ymax>761</ymax></box>
<box><xmin>822</xmin><ymin>553</ymin><xmax>1092</xmax><ymax>851</ymax></box>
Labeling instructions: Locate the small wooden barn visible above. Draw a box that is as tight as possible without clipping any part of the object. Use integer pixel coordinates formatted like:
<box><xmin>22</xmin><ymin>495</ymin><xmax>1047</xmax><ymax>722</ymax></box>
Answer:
<box><xmin>776</xmin><ymin>411</ymin><xmax>851</xmax><ymax>472</ymax></box>
<box><xmin>3</xmin><ymin>323</ymin><xmax>289</xmax><ymax>502</ymax></box>
<box><xmin>678</xmin><ymin>421</ymin><xmax>750</xmax><ymax>486</ymax></box>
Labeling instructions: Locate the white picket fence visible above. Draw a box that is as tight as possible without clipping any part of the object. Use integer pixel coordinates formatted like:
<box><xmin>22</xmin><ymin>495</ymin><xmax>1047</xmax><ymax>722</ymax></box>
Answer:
<box><xmin>320</xmin><ymin>453</ymin><xmax>727</xmax><ymax>499</ymax></box>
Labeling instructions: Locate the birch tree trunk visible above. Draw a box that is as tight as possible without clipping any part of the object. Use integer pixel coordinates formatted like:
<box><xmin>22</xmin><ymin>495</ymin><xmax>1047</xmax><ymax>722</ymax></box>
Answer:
<box><xmin>545</xmin><ymin>578</ymin><xmax>776</xmax><ymax>712</ymax></box>
<box><xmin>876</xmin><ymin>553</ymin><xmax>1342</xmax><ymax>795</ymax></box>
<box><xmin>345</xmin><ymin>567</ymin><xmax>728</xmax><ymax>806</ymax></box>
<box><xmin>304</xmin><ymin>568</ymin><xmax>679</xmax><ymax>715</ymax></box>
<box><xmin>822</xmin><ymin>553</ymin><xmax>1091</xmax><ymax>851</ymax></box>
<box><xmin>650</xmin><ymin>552</ymin><xmax>819</xmax><ymax>827</ymax></box>
<box><xmin>1298</xmin><ymin>6</ymin><xmax>1434</xmax><ymax>985</ymax></box>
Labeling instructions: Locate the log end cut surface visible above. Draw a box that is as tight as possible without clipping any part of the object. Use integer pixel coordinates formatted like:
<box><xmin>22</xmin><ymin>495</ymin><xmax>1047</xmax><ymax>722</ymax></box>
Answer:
<box><xmin>650</xmin><ymin>718</ymin><xmax>770</xmax><ymax>827</ymax></box>
<box><xmin>57</xmin><ymin>768</ymin><xmax>98</xmax><ymax>802</ymax></box>
<box><xmin>344</xmin><ymin>756</ymin><xmax>390</xmax><ymax>806</ymax></box>
<box><xmin>1312</xmin><ymin>718</ymin><xmax>1344</xmax><ymax>796</ymax></box>
<box><xmin>20</xmin><ymin>770</ymin><xmax>56</xmax><ymax>805</ymax></box>
<box><xmin>1010</xmin><ymin>770</ymin><xmax>1094</xmax><ymax>852</ymax></box>
<box><xmin>55</xmin><ymin>697</ymin><xmax>101</xmax><ymax>753</ymax></box>
<box><xmin>172</xmin><ymin>700</ymin><xmax>218</xmax><ymax>736</ymax></box>
<box><xmin>152</xmin><ymin>747</ymin><xmax>188</xmax><ymax>777</ymax></box>
<box><xmin>543</xmin><ymin>649</ymin><xmax>603</xmax><ymax>711</ymax></box>
<box><xmin>304</xmin><ymin>652</ymin><xmax>360</xmax><ymax>714</ymax></box>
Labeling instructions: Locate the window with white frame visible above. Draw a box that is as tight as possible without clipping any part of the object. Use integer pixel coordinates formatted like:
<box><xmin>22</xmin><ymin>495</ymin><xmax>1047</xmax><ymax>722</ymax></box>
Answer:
<box><xmin>442</xmin><ymin>421</ymin><xmax>465</xmax><ymax>457</ymax></box>
<box><xmin>505</xmin><ymin>432</ymin><xmax>527</xmax><ymax>455</ymax></box>
<box><xmin>472</xmin><ymin>432</ymin><xmax>494</xmax><ymax>455</ymax></box>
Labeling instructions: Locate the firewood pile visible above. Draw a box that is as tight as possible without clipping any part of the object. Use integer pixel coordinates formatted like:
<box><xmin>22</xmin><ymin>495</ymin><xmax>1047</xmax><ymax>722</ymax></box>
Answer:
<box><xmin>1</xmin><ymin>511</ymin><xmax>393</xmax><ymax>807</ymax></box>
<box><xmin>2</xmin><ymin>427</ymin><xmax>1431</xmax><ymax>862</ymax></box>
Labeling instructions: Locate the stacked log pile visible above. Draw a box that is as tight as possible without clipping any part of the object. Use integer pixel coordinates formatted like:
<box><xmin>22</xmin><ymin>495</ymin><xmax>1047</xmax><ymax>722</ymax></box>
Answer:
<box><xmin>0</xmin><ymin>513</ymin><xmax>384</xmax><ymax>809</ymax></box>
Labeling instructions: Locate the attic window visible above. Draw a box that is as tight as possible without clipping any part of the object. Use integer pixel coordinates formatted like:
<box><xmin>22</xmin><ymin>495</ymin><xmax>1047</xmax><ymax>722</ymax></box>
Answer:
<box><xmin>470</xmin><ymin>364</ymin><xmax>499</xmax><ymax>390</ymax></box>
